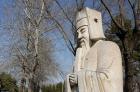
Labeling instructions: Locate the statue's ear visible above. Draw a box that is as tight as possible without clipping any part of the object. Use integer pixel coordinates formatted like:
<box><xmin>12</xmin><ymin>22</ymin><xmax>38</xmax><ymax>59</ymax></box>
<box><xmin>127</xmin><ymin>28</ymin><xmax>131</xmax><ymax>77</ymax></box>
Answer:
<box><xmin>85</xmin><ymin>7</ymin><xmax>106</xmax><ymax>40</ymax></box>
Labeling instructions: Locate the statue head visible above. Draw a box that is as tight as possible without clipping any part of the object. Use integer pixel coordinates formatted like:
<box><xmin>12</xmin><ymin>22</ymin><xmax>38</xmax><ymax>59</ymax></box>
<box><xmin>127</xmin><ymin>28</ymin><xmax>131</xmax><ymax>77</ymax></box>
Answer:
<box><xmin>76</xmin><ymin>7</ymin><xmax>105</xmax><ymax>45</ymax></box>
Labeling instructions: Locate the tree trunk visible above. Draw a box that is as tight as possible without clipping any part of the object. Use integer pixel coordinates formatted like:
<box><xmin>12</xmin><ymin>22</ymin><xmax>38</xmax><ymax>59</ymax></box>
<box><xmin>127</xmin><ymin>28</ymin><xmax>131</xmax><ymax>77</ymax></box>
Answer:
<box><xmin>28</xmin><ymin>78</ymin><xmax>40</xmax><ymax>92</ymax></box>
<box><xmin>125</xmin><ymin>58</ymin><xmax>140</xmax><ymax>92</ymax></box>
<box><xmin>19</xmin><ymin>78</ymin><xmax>26</xmax><ymax>92</ymax></box>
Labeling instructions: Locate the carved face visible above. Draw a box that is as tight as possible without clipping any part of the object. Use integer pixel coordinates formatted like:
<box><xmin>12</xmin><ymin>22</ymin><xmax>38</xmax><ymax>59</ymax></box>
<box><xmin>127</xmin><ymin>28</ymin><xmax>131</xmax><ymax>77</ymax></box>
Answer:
<box><xmin>76</xmin><ymin>18</ymin><xmax>90</xmax><ymax>47</ymax></box>
<box><xmin>76</xmin><ymin>7</ymin><xmax>105</xmax><ymax>41</ymax></box>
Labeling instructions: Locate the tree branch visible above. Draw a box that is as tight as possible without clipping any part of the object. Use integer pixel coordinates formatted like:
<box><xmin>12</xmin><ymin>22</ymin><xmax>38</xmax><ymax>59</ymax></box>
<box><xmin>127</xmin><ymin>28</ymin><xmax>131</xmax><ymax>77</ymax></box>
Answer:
<box><xmin>127</xmin><ymin>0</ymin><xmax>137</xmax><ymax>30</ymax></box>
<box><xmin>100</xmin><ymin>0</ymin><xmax>126</xmax><ymax>32</ymax></box>
<box><xmin>54</xmin><ymin>0</ymin><xmax>76</xmax><ymax>29</ymax></box>
<box><xmin>45</xmin><ymin>9</ymin><xmax>76</xmax><ymax>55</ymax></box>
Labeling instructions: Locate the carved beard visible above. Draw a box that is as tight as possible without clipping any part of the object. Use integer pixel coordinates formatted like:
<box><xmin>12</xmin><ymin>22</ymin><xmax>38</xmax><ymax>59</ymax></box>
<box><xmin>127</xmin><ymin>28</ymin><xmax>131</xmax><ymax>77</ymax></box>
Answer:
<box><xmin>74</xmin><ymin>37</ymin><xmax>90</xmax><ymax>71</ymax></box>
<box><xmin>74</xmin><ymin>46</ymin><xmax>87</xmax><ymax>71</ymax></box>
<box><xmin>79</xmin><ymin>38</ymin><xmax>89</xmax><ymax>66</ymax></box>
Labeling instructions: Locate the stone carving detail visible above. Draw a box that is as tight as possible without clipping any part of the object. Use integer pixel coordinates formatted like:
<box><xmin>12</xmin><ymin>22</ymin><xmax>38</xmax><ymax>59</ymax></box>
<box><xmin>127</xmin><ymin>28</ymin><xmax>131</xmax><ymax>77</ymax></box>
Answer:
<box><xmin>65</xmin><ymin>7</ymin><xmax>123</xmax><ymax>92</ymax></box>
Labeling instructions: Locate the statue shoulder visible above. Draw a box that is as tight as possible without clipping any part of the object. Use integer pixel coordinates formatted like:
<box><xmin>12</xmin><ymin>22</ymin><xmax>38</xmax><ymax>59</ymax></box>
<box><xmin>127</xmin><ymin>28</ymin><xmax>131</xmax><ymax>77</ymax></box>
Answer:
<box><xmin>95</xmin><ymin>40</ymin><xmax>122</xmax><ymax>60</ymax></box>
<box><xmin>90</xmin><ymin>40</ymin><xmax>121</xmax><ymax>53</ymax></box>
<box><xmin>95</xmin><ymin>40</ymin><xmax>120</xmax><ymax>50</ymax></box>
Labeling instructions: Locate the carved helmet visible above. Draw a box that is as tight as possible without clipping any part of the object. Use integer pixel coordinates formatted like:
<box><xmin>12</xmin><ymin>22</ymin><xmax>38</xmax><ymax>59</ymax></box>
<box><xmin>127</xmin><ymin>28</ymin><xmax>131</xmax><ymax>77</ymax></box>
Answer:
<box><xmin>76</xmin><ymin>7</ymin><xmax>105</xmax><ymax>40</ymax></box>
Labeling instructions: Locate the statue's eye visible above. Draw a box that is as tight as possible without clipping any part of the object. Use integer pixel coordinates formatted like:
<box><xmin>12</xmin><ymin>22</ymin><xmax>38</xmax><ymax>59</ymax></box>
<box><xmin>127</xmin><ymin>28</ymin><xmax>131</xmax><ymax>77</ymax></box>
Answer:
<box><xmin>80</xmin><ymin>28</ymin><xmax>85</xmax><ymax>33</ymax></box>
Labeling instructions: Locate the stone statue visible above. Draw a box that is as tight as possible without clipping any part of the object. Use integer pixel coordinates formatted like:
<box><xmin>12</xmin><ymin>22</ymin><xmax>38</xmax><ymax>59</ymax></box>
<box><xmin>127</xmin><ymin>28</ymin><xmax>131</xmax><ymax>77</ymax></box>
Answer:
<box><xmin>65</xmin><ymin>7</ymin><xmax>123</xmax><ymax>92</ymax></box>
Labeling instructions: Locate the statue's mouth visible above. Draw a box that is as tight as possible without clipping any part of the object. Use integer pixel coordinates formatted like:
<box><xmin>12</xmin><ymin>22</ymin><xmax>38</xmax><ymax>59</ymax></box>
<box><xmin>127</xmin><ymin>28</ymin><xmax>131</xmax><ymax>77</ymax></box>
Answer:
<box><xmin>77</xmin><ymin>37</ymin><xmax>87</xmax><ymax>48</ymax></box>
<box><xmin>80</xmin><ymin>39</ymin><xmax>84</xmax><ymax>43</ymax></box>
<box><xmin>78</xmin><ymin>38</ymin><xmax>84</xmax><ymax>42</ymax></box>
<box><xmin>79</xmin><ymin>39</ymin><xmax>86</xmax><ymax>47</ymax></box>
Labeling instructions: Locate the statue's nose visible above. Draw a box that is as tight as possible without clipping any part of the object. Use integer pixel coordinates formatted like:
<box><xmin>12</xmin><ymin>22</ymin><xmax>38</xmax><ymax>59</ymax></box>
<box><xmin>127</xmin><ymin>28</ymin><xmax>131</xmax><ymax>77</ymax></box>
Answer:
<box><xmin>78</xmin><ymin>33</ymin><xmax>82</xmax><ymax>39</ymax></box>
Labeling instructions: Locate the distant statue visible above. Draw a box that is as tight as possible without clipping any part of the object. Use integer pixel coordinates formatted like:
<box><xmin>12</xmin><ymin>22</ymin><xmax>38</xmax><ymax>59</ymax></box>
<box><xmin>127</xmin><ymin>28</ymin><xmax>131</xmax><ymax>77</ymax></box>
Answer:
<box><xmin>65</xmin><ymin>7</ymin><xmax>123</xmax><ymax>92</ymax></box>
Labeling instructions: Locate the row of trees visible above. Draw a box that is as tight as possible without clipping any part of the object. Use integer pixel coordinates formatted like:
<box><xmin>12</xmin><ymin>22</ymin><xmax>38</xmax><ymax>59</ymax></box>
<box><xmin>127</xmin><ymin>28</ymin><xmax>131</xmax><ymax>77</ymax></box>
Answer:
<box><xmin>42</xmin><ymin>82</ymin><xmax>64</xmax><ymax>92</ymax></box>
<box><xmin>0</xmin><ymin>72</ymin><xmax>64</xmax><ymax>92</ymax></box>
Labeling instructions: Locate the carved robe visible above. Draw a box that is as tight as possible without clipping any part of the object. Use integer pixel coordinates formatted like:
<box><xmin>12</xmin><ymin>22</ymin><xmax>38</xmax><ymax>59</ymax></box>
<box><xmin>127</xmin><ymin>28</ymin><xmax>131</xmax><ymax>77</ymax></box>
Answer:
<box><xmin>65</xmin><ymin>40</ymin><xmax>123</xmax><ymax>92</ymax></box>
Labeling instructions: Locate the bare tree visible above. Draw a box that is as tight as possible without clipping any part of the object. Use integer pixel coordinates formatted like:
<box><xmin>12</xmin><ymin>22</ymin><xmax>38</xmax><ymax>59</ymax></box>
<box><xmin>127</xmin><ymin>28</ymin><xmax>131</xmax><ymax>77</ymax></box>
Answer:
<box><xmin>9</xmin><ymin>0</ymin><xmax>62</xmax><ymax>92</ymax></box>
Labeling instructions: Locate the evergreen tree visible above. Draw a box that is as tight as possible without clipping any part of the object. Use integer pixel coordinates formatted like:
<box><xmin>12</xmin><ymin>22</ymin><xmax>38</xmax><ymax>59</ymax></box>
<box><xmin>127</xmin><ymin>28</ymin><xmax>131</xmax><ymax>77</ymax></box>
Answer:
<box><xmin>0</xmin><ymin>72</ymin><xmax>18</xmax><ymax>92</ymax></box>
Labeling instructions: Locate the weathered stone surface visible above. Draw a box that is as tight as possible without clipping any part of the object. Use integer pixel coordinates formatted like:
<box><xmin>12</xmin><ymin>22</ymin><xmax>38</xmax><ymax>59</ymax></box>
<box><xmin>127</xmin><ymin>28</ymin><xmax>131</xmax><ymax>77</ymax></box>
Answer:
<box><xmin>65</xmin><ymin>7</ymin><xmax>123</xmax><ymax>92</ymax></box>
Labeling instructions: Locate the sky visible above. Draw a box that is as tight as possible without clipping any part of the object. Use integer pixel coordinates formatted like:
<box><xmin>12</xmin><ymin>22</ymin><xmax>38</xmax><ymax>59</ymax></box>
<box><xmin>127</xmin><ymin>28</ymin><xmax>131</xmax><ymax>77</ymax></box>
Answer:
<box><xmin>0</xmin><ymin>0</ymin><xmax>12</xmax><ymax>63</ymax></box>
<box><xmin>0</xmin><ymin>0</ymin><xmax>15</xmax><ymax>73</ymax></box>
